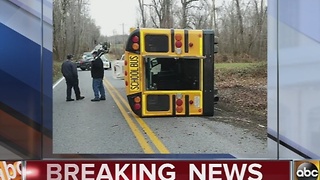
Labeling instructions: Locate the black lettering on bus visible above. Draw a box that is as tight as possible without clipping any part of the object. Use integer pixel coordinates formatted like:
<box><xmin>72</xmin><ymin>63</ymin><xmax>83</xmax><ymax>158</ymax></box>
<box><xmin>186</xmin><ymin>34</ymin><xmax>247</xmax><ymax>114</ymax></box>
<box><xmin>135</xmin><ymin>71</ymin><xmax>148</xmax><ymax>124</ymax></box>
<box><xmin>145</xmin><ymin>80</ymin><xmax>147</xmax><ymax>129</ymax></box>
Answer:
<box><xmin>130</xmin><ymin>81</ymin><xmax>139</xmax><ymax>90</ymax></box>
<box><xmin>130</xmin><ymin>60</ymin><xmax>139</xmax><ymax>67</ymax></box>
<box><xmin>130</xmin><ymin>55</ymin><xmax>139</xmax><ymax>61</ymax></box>
<box><xmin>129</xmin><ymin>66</ymin><xmax>140</xmax><ymax>90</ymax></box>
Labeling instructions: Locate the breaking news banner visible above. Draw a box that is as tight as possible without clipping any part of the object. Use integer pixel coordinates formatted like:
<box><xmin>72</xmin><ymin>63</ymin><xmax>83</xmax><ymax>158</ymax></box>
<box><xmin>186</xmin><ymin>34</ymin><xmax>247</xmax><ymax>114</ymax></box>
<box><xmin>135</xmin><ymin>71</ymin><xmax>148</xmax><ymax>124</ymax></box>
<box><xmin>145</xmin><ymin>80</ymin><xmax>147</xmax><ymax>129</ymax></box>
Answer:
<box><xmin>21</xmin><ymin>160</ymin><xmax>290</xmax><ymax>180</ymax></box>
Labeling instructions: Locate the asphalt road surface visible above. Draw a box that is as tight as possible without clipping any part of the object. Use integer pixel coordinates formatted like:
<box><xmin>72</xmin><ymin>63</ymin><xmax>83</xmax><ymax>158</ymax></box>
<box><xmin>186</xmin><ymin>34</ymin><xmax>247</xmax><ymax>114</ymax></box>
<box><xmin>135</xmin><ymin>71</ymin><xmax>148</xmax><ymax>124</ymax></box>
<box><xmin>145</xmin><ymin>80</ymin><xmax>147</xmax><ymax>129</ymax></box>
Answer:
<box><xmin>53</xmin><ymin>67</ymin><xmax>267</xmax><ymax>156</ymax></box>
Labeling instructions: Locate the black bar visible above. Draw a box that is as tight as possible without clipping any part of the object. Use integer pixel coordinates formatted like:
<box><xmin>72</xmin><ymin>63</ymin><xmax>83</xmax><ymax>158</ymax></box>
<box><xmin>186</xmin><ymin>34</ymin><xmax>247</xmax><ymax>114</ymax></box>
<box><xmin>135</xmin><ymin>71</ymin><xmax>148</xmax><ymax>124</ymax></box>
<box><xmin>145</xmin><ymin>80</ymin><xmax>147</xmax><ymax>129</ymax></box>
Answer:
<box><xmin>267</xmin><ymin>133</ymin><xmax>312</xmax><ymax>159</ymax></box>
<box><xmin>202</xmin><ymin>30</ymin><xmax>214</xmax><ymax>116</ymax></box>
<box><xmin>184</xmin><ymin>29</ymin><xmax>189</xmax><ymax>53</ymax></box>
<box><xmin>171</xmin><ymin>28</ymin><xmax>175</xmax><ymax>53</ymax></box>
<box><xmin>172</xmin><ymin>95</ymin><xmax>176</xmax><ymax>116</ymax></box>
<box><xmin>185</xmin><ymin>95</ymin><xmax>189</xmax><ymax>116</ymax></box>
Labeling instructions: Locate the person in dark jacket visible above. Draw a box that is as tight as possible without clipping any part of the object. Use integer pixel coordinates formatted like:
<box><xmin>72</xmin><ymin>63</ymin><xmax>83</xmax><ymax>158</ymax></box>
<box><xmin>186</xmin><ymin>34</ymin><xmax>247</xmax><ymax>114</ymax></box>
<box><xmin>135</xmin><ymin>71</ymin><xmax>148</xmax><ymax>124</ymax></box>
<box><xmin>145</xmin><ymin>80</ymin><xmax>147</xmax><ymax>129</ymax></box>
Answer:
<box><xmin>61</xmin><ymin>54</ymin><xmax>85</xmax><ymax>101</ymax></box>
<box><xmin>90</xmin><ymin>51</ymin><xmax>106</xmax><ymax>101</ymax></box>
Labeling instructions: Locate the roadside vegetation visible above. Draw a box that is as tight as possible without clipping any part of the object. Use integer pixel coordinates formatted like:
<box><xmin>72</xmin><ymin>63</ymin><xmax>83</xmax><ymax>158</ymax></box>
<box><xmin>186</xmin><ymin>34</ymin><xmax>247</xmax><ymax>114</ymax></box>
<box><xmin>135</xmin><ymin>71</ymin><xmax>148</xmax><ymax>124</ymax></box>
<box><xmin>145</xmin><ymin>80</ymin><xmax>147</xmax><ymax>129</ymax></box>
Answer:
<box><xmin>214</xmin><ymin>61</ymin><xmax>267</xmax><ymax>140</ymax></box>
<box><xmin>53</xmin><ymin>61</ymin><xmax>63</xmax><ymax>84</ymax></box>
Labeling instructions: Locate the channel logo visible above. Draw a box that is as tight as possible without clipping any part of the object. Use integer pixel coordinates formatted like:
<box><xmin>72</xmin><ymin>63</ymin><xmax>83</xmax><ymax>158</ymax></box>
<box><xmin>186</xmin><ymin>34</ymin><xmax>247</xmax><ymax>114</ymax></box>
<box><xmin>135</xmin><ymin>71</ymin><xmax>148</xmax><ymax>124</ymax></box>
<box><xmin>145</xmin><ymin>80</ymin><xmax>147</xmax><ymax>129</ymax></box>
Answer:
<box><xmin>294</xmin><ymin>160</ymin><xmax>319</xmax><ymax>180</ymax></box>
<box><xmin>0</xmin><ymin>161</ymin><xmax>23</xmax><ymax>180</ymax></box>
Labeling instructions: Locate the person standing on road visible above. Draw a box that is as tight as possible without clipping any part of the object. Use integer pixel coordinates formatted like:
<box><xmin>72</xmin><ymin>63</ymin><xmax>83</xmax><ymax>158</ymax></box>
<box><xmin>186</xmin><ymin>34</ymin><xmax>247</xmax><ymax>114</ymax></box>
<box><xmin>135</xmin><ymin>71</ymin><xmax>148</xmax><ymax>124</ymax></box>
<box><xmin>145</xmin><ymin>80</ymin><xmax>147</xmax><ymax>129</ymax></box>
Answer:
<box><xmin>61</xmin><ymin>54</ymin><xmax>85</xmax><ymax>101</ymax></box>
<box><xmin>90</xmin><ymin>51</ymin><xmax>106</xmax><ymax>102</ymax></box>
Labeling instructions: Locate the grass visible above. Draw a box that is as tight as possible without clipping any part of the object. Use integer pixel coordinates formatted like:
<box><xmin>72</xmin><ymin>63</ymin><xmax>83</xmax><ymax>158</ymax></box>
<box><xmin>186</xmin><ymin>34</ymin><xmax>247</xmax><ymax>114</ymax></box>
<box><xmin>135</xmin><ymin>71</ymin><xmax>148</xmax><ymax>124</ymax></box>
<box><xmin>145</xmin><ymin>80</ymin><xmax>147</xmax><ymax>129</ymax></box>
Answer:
<box><xmin>215</xmin><ymin>63</ymin><xmax>256</xmax><ymax>69</ymax></box>
<box><xmin>215</xmin><ymin>62</ymin><xmax>267</xmax><ymax>78</ymax></box>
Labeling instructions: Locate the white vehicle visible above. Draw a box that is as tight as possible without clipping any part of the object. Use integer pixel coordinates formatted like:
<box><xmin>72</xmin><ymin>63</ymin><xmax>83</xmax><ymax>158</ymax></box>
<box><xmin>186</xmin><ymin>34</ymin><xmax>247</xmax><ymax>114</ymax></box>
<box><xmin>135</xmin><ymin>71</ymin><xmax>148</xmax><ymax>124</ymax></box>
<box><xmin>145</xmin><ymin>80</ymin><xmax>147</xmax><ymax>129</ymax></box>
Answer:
<box><xmin>112</xmin><ymin>54</ymin><xmax>125</xmax><ymax>79</ymax></box>
<box><xmin>101</xmin><ymin>55</ymin><xmax>111</xmax><ymax>70</ymax></box>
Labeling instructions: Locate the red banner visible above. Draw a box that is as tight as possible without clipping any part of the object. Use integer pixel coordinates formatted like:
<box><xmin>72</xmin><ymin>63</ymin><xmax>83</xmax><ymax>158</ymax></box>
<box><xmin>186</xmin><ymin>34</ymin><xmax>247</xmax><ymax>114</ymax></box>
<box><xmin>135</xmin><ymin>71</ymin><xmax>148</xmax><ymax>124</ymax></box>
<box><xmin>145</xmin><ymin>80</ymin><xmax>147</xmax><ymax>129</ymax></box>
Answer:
<box><xmin>24</xmin><ymin>160</ymin><xmax>291</xmax><ymax>180</ymax></box>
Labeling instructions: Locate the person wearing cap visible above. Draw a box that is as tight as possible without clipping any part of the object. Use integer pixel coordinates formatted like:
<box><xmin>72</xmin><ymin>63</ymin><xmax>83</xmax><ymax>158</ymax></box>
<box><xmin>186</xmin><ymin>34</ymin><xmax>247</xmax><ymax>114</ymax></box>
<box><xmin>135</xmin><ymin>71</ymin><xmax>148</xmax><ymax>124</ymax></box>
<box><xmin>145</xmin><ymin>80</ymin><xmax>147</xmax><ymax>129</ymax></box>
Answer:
<box><xmin>90</xmin><ymin>51</ymin><xmax>106</xmax><ymax>102</ymax></box>
<box><xmin>61</xmin><ymin>54</ymin><xmax>85</xmax><ymax>101</ymax></box>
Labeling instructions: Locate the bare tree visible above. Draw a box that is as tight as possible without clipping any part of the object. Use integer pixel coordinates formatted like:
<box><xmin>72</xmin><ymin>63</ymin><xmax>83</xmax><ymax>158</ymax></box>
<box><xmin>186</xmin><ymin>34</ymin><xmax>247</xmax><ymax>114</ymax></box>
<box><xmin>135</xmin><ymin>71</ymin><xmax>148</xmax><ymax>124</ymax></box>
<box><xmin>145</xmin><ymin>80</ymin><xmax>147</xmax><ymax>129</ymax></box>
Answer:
<box><xmin>53</xmin><ymin>0</ymin><xmax>267</xmax><ymax>63</ymax></box>
<box><xmin>211</xmin><ymin>0</ymin><xmax>218</xmax><ymax>33</ymax></box>
<box><xmin>53</xmin><ymin>0</ymin><xmax>102</xmax><ymax>61</ymax></box>
<box><xmin>235</xmin><ymin>0</ymin><xmax>244</xmax><ymax>53</ymax></box>
<box><xmin>189</xmin><ymin>0</ymin><xmax>211</xmax><ymax>29</ymax></box>
<box><xmin>180</xmin><ymin>0</ymin><xmax>199</xmax><ymax>28</ymax></box>
<box><xmin>53</xmin><ymin>0</ymin><xmax>70</xmax><ymax>61</ymax></box>
<box><xmin>138</xmin><ymin>0</ymin><xmax>147</xmax><ymax>27</ymax></box>
<box><xmin>147</xmin><ymin>0</ymin><xmax>172</xmax><ymax>28</ymax></box>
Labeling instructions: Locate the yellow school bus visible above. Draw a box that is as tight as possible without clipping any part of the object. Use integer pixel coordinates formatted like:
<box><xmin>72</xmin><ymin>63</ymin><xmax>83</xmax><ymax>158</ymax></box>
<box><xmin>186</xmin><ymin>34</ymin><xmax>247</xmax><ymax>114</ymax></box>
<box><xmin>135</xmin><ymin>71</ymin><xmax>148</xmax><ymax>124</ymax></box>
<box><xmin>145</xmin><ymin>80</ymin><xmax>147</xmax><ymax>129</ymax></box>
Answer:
<box><xmin>124</xmin><ymin>28</ymin><xmax>218</xmax><ymax>117</ymax></box>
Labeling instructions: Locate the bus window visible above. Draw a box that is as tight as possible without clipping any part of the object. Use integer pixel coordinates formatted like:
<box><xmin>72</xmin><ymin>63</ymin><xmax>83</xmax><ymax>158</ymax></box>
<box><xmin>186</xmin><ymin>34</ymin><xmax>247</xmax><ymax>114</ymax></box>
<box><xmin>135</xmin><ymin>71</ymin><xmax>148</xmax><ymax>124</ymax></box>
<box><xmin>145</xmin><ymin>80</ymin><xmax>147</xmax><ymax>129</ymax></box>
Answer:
<box><xmin>145</xmin><ymin>35</ymin><xmax>169</xmax><ymax>52</ymax></box>
<box><xmin>145</xmin><ymin>57</ymin><xmax>200</xmax><ymax>91</ymax></box>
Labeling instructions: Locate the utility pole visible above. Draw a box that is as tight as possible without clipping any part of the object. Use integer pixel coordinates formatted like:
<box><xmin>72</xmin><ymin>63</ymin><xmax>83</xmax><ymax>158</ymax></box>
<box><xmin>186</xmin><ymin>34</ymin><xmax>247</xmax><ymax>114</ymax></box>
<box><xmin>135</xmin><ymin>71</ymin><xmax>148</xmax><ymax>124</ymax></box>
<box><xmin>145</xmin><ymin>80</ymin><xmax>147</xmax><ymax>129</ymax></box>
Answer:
<box><xmin>120</xmin><ymin>23</ymin><xmax>126</xmax><ymax>46</ymax></box>
<box><xmin>121</xmin><ymin>23</ymin><xmax>125</xmax><ymax>35</ymax></box>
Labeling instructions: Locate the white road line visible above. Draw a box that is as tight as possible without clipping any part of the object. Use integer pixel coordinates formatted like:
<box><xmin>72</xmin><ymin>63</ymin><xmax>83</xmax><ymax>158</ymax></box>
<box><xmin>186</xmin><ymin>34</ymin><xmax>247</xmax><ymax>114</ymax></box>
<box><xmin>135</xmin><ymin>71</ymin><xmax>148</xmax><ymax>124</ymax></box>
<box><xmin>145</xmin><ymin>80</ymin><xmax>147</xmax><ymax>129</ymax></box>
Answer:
<box><xmin>53</xmin><ymin>77</ymin><xmax>64</xmax><ymax>89</ymax></box>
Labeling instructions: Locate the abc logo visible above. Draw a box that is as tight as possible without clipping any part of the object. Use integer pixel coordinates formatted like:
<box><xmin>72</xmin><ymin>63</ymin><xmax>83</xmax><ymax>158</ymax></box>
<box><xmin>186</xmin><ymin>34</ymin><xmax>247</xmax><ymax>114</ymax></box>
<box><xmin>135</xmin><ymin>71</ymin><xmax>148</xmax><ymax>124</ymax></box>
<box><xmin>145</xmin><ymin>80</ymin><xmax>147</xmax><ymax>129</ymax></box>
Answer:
<box><xmin>296</xmin><ymin>162</ymin><xmax>318</xmax><ymax>180</ymax></box>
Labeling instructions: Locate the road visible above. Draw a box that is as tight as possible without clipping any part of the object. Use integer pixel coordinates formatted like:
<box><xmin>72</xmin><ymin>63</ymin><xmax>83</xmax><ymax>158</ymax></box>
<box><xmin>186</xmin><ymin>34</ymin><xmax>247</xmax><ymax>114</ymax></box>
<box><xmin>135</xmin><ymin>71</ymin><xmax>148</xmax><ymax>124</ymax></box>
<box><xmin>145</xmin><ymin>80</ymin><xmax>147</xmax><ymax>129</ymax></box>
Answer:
<box><xmin>53</xmin><ymin>67</ymin><xmax>267</xmax><ymax>156</ymax></box>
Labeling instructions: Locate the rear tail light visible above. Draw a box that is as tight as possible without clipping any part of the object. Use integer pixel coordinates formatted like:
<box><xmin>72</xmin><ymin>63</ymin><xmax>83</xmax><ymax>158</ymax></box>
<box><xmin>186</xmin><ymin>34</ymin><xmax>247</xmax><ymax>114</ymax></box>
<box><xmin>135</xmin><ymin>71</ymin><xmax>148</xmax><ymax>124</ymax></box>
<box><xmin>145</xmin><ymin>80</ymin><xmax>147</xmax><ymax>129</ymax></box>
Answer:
<box><xmin>175</xmin><ymin>33</ymin><xmax>182</xmax><ymax>54</ymax></box>
<box><xmin>176</xmin><ymin>93</ymin><xmax>183</xmax><ymax>113</ymax></box>
<box><xmin>126</xmin><ymin>31</ymin><xmax>140</xmax><ymax>52</ymax></box>
<box><xmin>175</xmin><ymin>34</ymin><xmax>182</xmax><ymax>41</ymax></box>
<box><xmin>133</xmin><ymin>96</ymin><xmax>142</xmax><ymax>110</ymax></box>
<box><xmin>134</xmin><ymin>96</ymin><xmax>141</xmax><ymax>103</ymax></box>
<box><xmin>132</xmin><ymin>43</ymin><xmax>139</xmax><ymax>50</ymax></box>
<box><xmin>175</xmin><ymin>41</ymin><xmax>182</xmax><ymax>48</ymax></box>
<box><xmin>176</xmin><ymin>99</ymin><xmax>183</xmax><ymax>106</ymax></box>
<box><xmin>132</xmin><ymin>36</ymin><xmax>139</xmax><ymax>43</ymax></box>
<box><xmin>134</xmin><ymin>103</ymin><xmax>141</xmax><ymax>110</ymax></box>
<box><xmin>176</xmin><ymin>106</ymin><xmax>183</xmax><ymax>113</ymax></box>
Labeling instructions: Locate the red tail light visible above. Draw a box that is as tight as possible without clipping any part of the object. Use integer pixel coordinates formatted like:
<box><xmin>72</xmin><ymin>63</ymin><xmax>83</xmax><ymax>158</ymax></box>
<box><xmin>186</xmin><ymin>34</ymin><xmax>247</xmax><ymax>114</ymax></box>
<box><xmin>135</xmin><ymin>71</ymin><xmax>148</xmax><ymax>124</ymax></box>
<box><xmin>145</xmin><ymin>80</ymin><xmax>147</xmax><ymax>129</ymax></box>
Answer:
<box><xmin>175</xmin><ymin>33</ymin><xmax>182</xmax><ymax>54</ymax></box>
<box><xmin>176</xmin><ymin>94</ymin><xmax>183</xmax><ymax>113</ymax></box>
<box><xmin>134</xmin><ymin>103</ymin><xmax>141</xmax><ymax>110</ymax></box>
<box><xmin>132</xmin><ymin>36</ymin><xmax>139</xmax><ymax>43</ymax></box>
<box><xmin>176</xmin><ymin>99</ymin><xmax>183</xmax><ymax>106</ymax></box>
<box><xmin>175</xmin><ymin>41</ymin><xmax>182</xmax><ymax>48</ymax></box>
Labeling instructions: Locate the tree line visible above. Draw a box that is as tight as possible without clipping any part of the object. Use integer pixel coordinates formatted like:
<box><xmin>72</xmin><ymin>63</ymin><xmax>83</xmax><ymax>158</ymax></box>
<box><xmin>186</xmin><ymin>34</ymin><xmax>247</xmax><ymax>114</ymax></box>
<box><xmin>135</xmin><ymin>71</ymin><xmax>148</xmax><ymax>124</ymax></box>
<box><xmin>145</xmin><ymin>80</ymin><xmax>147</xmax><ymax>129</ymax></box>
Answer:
<box><xmin>53</xmin><ymin>0</ymin><xmax>107</xmax><ymax>61</ymax></box>
<box><xmin>53</xmin><ymin>0</ymin><xmax>267</xmax><ymax>62</ymax></box>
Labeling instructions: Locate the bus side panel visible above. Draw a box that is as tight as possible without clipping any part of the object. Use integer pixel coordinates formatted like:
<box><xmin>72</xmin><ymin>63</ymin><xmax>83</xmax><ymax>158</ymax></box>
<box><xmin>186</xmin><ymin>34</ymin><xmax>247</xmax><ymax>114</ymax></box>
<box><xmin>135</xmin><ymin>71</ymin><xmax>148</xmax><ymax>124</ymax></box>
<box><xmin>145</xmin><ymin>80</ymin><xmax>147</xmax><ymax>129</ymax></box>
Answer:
<box><xmin>188</xmin><ymin>30</ymin><xmax>203</xmax><ymax>56</ymax></box>
<box><xmin>202</xmin><ymin>30</ymin><xmax>215</xmax><ymax>116</ymax></box>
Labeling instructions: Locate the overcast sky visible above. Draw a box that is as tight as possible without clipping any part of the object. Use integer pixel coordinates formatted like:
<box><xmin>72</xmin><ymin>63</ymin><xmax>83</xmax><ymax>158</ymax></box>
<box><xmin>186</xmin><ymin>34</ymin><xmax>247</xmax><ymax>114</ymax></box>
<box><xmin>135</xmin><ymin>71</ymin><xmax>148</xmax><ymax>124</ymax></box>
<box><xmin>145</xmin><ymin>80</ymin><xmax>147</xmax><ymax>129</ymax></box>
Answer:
<box><xmin>89</xmin><ymin>0</ymin><xmax>139</xmax><ymax>36</ymax></box>
<box><xmin>89</xmin><ymin>0</ymin><xmax>266</xmax><ymax>37</ymax></box>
